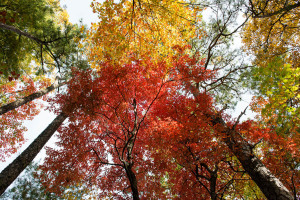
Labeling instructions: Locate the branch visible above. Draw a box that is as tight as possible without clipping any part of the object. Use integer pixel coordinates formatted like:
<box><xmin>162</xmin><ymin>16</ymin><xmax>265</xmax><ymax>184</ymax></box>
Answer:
<box><xmin>91</xmin><ymin>148</ymin><xmax>122</xmax><ymax>167</ymax></box>
<box><xmin>219</xmin><ymin>178</ymin><xmax>234</xmax><ymax>199</ymax></box>
<box><xmin>200</xmin><ymin>163</ymin><xmax>213</xmax><ymax>174</ymax></box>
<box><xmin>232</xmin><ymin>106</ymin><xmax>248</xmax><ymax>131</ymax></box>
<box><xmin>252</xmin><ymin>2</ymin><xmax>300</xmax><ymax>18</ymax></box>
<box><xmin>0</xmin><ymin>22</ymin><xmax>45</xmax><ymax>44</ymax></box>
<box><xmin>0</xmin><ymin>81</ymin><xmax>66</xmax><ymax>115</ymax></box>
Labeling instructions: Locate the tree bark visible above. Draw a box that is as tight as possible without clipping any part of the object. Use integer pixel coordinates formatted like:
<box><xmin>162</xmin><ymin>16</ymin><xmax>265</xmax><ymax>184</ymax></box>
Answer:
<box><xmin>209</xmin><ymin>167</ymin><xmax>218</xmax><ymax>200</ymax></box>
<box><xmin>124</xmin><ymin>164</ymin><xmax>140</xmax><ymax>200</ymax></box>
<box><xmin>0</xmin><ymin>112</ymin><xmax>67</xmax><ymax>195</ymax></box>
<box><xmin>0</xmin><ymin>82</ymin><xmax>65</xmax><ymax>115</ymax></box>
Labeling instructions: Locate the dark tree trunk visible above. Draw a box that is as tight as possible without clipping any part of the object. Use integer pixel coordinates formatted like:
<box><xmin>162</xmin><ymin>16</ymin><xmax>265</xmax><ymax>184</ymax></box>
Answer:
<box><xmin>124</xmin><ymin>164</ymin><xmax>140</xmax><ymax>200</ymax></box>
<box><xmin>209</xmin><ymin>168</ymin><xmax>218</xmax><ymax>200</ymax></box>
<box><xmin>0</xmin><ymin>112</ymin><xmax>67</xmax><ymax>195</ymax></box>
<box><xmin>0</xmin><ymin>82</ymin><xmax>65</xmax><ymax>115</ymax></box>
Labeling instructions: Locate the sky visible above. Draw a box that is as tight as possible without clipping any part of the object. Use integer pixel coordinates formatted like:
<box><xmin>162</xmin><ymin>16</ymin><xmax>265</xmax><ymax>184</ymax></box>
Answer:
<box><xmin>60</xmin><ymin>0</ymin><xmax>99</xmax><ymax>25</ymax></box>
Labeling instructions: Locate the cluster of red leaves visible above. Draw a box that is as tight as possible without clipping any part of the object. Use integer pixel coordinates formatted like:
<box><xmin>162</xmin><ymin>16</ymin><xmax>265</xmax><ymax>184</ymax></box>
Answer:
<box><xmin>42</xmin><ymin>59</ymin><xmax>172</xmax><ymax>197</ymax></box>
<box><xmin>143</xmin><ymin>79</ymin><xmax>238</xmax><ymax>197</ymax></box>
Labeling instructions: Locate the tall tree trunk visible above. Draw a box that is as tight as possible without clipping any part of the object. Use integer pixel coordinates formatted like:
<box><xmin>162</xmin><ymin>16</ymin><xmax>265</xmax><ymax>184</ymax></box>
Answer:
<box><xmin>0</xmin><ymin>112</ymin><xmax>67</xmax><ymax>195</ymax></box>
<box><xmin>189</xmin><ymin>86</ymin><xmax>293</xmax><ymax>200</ymax></box>
<box><xmin>211</xmin><ymin>114</ymin><xmax>293</xmax><ymax>200</ymax></box>
<box><xmin>124</xmin><ymin>164</ymin><xmax>140</xmax><ymax>200</ymax></box>
<box><xmin>0</xmin><ymin>82</ymin><xmax>65</xmax><ymax>115</ymax></box>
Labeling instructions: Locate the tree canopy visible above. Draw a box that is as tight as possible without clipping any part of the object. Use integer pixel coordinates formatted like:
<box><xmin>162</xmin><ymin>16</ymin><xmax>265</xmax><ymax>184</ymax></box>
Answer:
<box><xmin>0</xmin><ymin>0</ymin><xmax>299</xmax><ymax>199</ymax></box>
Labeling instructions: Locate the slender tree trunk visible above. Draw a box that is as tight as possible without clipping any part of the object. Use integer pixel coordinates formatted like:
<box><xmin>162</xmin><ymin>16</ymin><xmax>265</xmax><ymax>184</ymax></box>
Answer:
<box><xmin>124</xmin><ymin>164</ymin><xmax>140</xmax><ymax>200</ymax></box>
<box><xmin>209</xmin><ymin>167</ymin><xmax>218</xmax><ymax>200</ymax></box>
<box><xmin>0</xmin><ymin>82</ymin><xmax>65</xmax><ymax>115</ymax></box>
<box><xmin>0</xmin><ymin>112</ymin><xmax>67</xmax><ymax>195</ymax></box>
<box><xmin>189</xmin><ymin>86</ymin><xmax>293</xmax><ymax>200</ymax></box>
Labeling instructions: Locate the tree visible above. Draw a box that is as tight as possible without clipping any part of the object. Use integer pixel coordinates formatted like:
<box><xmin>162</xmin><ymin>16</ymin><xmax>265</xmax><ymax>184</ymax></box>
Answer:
<box><xmin>168</xmin><ymin>48</ymin><xmax>295</xmax><ymax>199</ymax></box>
<box><xmin>1</xmin><ymin>0</ymin><xmax>298</xmax><ymax>199</ymax></box>
<box><xmin>0</xmin><ymin>0</ymin><xmax>85</xmax><ymax>79</ymax></box>
<box><xmin>247</xmin><ymin>0</ymin><xmax>300</xmax><ymax>19</ymax></box>
<box><xmin>87</xmin><ymin>0</ymin><xmax>201</xmax><ymax>67</ymax></box>
<box><xmin>0</xmin><ymin>80</ymin><xmax>66</xmax><ymax>116</ymax></box>
<box><xmin>0</xmin><ymin>162</ymin><xmax>62</xmax><ymax>200</ymax></box>
<box><xmin>37</xmin><ymin>0</ymin><xmax>297</xmax><ymax>199</ymax></box>
<box><xmin>0</xmin><ymin>0</ymin><xmax>85</xmax><ymax>160</ymax></box>
<box><xmin>39</xmin><ymin>60</ymin><xmax>176</xmax><ymax>199</ymax></box>
<box><xmin>241</xmin><ymin>1</ymin><xmax>300</xmax><ymax>199</ymax></box>
<box><xmin>40</xmin><ymin>47</ymin><xmax>296</xmax><ymax>199</ymax></box>
<box><xmin>0</xmin><ymin>112</ymin><xmax>67</xmax><ymax>195</ymax></box>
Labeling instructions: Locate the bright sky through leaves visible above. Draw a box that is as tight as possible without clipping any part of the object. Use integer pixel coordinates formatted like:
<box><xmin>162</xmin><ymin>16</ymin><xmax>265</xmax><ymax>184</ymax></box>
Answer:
<box><xmin>0</xmin><ymin>0</ymin><xmax>97</xmax><ymax>171</ymax></box>
<box><xmin>0</xmin><ymin>0</ymin><xmax>298</xmax><ymax>199</ymax></box>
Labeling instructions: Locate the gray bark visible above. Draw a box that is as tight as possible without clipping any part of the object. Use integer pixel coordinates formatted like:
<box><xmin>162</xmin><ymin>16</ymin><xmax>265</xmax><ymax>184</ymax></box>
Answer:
<box><xmin>0</xmin><ymin>82</ymin><xmax>65</xmax><ymax>115</ymax></box>
<box><xmin>0</xmin><ymin>112</ymin><xmax>67</xmax><ymax>195</ymax></box>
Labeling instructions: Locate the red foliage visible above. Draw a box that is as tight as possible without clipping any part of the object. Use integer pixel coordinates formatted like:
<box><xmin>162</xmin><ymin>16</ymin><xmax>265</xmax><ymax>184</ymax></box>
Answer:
<box><xmin>40</xmin><ymin>47</ymin><xmax>298</xmax><ymax>198</ymax></box>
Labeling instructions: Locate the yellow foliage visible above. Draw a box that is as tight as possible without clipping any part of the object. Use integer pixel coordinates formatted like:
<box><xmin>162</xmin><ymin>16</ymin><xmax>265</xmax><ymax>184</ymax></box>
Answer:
<box><xmin>242</xmin><ymin>0</ymin><xmax>300</xmax><ymax>134</ymax></box>
<box><xmin>242</xmin><ymin>0</ymin><xmax>300</xmax><ymax>68</ymax></box>
<box><xmin>87</xmin><ymin>0</ymin><xmax>201</xmax><ymax>69</ymax></box>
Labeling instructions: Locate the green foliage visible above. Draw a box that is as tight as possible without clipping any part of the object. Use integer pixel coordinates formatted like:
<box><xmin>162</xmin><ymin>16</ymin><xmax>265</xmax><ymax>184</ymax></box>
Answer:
<box><xmin>0</xmin><ymin>0</ymin><xmax>87</xmax><ymax>81</ymax></box>
<box><xmin>250</xmin><ymin>57</ymin><xmax>300</xmax><ymax>134</ymax></box>
<box><xmin>0</xmin><ymin>162</ymin><xmax>61</xmax><ymax>200</ymax></box>
<box><xmin>0</xmin><ymin>162</ymin><xmax>95</xmax><ymax>200</ymax></box>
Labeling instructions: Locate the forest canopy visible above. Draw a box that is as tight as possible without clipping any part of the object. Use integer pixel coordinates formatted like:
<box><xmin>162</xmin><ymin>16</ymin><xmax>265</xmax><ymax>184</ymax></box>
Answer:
<box><xmin>0</xmin><ymin>0</ymin><xmax>299</xmax><ymax>199</ymax></box>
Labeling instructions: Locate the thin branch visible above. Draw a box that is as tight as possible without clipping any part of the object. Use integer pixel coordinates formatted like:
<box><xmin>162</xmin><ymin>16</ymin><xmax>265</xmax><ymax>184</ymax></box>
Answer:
<box><xmin>91</xmin><ymin>148</ymin><xmax>122</xmax><ymax>167</ymax></box>
<box><xmin>252</xmin><ymin>2</ymin><xmax>300</xmax><ymax>18</ymax></box>
<box><xmin>232</xmin><ymin>106</ymin><xmax>248</xmax><ymax>131</ymax></box>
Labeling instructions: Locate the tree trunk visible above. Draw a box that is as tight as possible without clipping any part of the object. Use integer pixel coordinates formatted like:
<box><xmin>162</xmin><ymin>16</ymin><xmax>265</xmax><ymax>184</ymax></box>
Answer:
<box><xmin>0</xmin><ymin>112</ymin><xmax>67</xmax><ymax>195</ymax></box>
<box><xmin>125</xmin><ymin>164</ymin><xmax>140</xmax><ymax>200</ymax></box>
<box><xmin>211</xmin><ymin>114</ymin><xmax>293</xmax><ymax>200</ymax></box>
<box><xmin>0</xmin><ymin>82</ymin><xmax>65</xmax><ymax>115</ymax></box>
<box><xmin>209</xmin><ymin>168</ymin><xmax>218</xmax><ymax>200</ymax></box>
